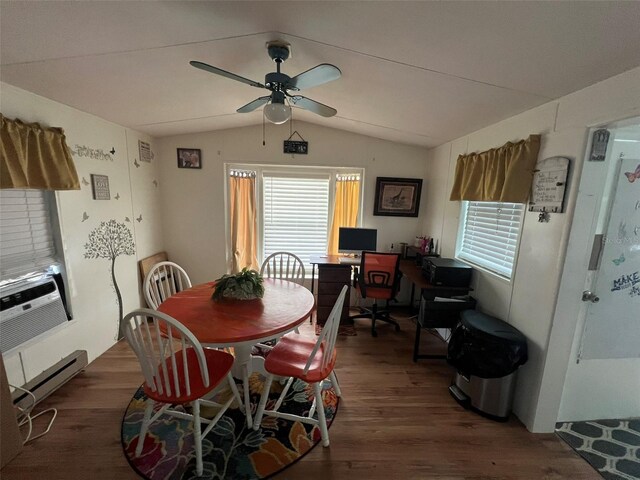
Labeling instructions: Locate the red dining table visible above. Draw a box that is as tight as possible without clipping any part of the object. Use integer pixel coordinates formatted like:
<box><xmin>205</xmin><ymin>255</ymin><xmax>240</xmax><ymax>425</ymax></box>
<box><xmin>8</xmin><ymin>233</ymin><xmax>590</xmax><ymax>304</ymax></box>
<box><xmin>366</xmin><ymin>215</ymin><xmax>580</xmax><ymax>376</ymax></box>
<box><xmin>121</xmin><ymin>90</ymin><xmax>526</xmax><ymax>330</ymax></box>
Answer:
<box><xmin>158</xmin><ymin>278</ymin><xmax>315</xmax><ymax>427</ymax></box>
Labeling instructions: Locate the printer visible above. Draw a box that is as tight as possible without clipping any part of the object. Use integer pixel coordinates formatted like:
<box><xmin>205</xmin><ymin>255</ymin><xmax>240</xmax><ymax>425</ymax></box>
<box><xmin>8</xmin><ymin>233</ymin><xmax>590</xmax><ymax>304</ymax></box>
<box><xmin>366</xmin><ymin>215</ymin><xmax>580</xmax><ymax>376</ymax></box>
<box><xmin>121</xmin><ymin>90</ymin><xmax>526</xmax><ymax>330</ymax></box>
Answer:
<box><xmin>422</xmin><ymin>257</ymin><xmax>473</xmax><ymax>287</ymax></box>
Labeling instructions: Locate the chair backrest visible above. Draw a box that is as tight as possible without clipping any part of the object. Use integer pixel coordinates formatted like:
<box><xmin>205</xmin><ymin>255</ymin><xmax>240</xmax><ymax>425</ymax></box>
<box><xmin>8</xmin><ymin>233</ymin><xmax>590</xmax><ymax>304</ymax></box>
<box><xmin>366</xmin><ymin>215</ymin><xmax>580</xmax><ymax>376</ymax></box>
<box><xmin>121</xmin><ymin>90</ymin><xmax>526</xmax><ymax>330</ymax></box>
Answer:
<box><xmin>303</xmin><ymin>285</ymin><xmax>348</xmax><ymax>375</ymax></box>
<box><xmin>144</xmin><ymin>261</ymin><xmax>192</xmax><ymax>309</ymax></box>
<box><xmin>122</xmin><ymin>308</ymin><xmax>209</xmax><ymax>400</ymax></box>
<box><xmin>357</xmin><ymin>251</ymin><xmax>401</xmax><ymax>300</ymax></box>
<box><xmin>260</xmin><ymin>252</ymin><xmax>305</xmax><ymax>285</ymax></box>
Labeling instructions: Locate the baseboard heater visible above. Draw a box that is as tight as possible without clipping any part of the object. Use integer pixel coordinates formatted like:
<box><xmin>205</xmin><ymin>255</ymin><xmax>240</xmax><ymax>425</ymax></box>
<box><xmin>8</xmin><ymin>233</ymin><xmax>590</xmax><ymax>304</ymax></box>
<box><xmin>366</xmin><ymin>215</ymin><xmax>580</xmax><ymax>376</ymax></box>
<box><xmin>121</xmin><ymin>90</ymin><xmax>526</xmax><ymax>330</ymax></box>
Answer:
<box><xmin>12</xmin><ymin>350</ymin><xmax>88</xmax><ymax>410</ymax></box>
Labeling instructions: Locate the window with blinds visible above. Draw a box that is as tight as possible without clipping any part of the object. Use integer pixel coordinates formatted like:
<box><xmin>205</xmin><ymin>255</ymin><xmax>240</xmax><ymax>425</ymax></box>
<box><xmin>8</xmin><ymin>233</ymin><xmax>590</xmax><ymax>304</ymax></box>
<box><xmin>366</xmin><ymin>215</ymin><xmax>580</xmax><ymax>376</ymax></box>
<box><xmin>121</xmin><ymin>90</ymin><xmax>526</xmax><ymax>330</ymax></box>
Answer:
<box><xmin>0</xmin><ymin>189</ymin><xmax>59</xmax><ymax>280</ymax></box>
<box><xmin>262</xmin><ymin>173</ymin><xmax>330</xmax><ymax>270</ymax></box>
<box><xmin>457</xmin><ymin>201</ymin><xmax>524</xmax><ymax>278</ymax></box>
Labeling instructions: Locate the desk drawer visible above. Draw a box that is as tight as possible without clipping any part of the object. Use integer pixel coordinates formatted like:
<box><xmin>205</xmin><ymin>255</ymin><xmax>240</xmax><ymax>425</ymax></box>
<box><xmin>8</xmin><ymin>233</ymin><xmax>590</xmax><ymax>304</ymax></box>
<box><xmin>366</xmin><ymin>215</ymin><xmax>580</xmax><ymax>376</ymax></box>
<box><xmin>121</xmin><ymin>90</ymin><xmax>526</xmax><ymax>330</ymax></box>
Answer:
<box><xmin>318</xmin><ymin>265</ymin><xmax>351</xmax><ymax>283</ymax></box>
<box><xmin>316</xmin><ymin>304</ymin><xmax>350</xmax><ymax>326</ymax></box>
<box><xmin>318</xmin><ymin>282</ymin><xmax>350</xmax><ymax>295</ymax></box>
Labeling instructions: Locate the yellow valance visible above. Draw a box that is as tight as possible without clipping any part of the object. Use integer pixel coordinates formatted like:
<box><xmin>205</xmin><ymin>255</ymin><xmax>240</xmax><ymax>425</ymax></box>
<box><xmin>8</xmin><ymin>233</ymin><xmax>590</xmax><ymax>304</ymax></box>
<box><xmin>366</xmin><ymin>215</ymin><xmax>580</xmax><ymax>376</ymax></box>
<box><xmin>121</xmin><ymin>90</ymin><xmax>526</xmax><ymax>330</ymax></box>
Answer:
<box><xmin>449</xmin><ymin>134</ymin><xmax>540</xmax><ymax>203</ymax></box>
<box><xmin>1</xmin><ymin>114</ymin><xmax>80</xmax><ymax>190</ymax></box>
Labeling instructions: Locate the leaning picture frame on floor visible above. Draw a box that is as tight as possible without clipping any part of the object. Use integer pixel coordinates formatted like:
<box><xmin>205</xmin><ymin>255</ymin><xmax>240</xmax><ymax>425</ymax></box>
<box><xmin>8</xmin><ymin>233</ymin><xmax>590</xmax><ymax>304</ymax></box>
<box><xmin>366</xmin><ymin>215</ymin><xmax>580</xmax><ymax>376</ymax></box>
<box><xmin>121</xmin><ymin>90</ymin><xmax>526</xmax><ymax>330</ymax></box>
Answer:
<box><xmin>373</xmin><ymin>177</ymin><xmax>422</xmax><ymax>217</ymax></box>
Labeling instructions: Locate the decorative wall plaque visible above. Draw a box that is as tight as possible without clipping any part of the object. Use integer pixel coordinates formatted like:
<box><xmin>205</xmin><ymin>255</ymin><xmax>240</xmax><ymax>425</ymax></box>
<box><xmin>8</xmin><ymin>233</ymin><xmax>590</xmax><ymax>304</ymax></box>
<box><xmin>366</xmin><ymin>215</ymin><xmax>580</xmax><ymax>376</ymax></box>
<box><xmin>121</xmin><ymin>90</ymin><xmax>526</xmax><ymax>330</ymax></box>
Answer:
<box><xmin>90</xmin><ymin>174</ymin><xmax>110</xmax><ymax>200</ymax></box>
<box><xmin>138</xmin><ymin>140</ymin><xmax>152</xmax><ymax>163</ymax></box>
<box><xmin>589</xmin><ymin>129</ymin><xmax>610</xmax><ymax>162</ymax></box>
<box><xmin>283</xmin><ymin>131</ymin><xmax>308</xmax><ymax>154</ymax></box>
<box><xmin>529</xmin><ymin>156</ymin><xmax>570</xmax><ymax>213</ymax></box>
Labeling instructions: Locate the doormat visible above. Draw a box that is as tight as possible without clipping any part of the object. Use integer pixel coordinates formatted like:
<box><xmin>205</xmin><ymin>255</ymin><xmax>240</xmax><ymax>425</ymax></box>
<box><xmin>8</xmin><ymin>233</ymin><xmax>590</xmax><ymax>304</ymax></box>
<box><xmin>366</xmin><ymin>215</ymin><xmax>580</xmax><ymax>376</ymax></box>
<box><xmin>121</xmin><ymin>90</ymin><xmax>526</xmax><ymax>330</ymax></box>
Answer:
<box><xmin>555</xmin><ymin>419</ymin><xmax>640</xmax><ymax>479</ymax></box>
<box><xmin>122</xmin><ymin>374</ymin><xmax>339</xmax><ymax>480</ymax></box>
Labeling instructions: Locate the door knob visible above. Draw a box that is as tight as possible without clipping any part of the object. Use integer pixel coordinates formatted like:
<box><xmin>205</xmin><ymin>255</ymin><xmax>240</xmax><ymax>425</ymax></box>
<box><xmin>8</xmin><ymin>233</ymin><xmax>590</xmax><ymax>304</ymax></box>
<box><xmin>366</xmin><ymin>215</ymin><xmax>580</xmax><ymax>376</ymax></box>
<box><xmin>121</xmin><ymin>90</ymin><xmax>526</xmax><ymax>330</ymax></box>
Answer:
<box><xmin>582</xmin><ymin>290</ymin><xmax>600</xmax><ymax>303</ymax></box>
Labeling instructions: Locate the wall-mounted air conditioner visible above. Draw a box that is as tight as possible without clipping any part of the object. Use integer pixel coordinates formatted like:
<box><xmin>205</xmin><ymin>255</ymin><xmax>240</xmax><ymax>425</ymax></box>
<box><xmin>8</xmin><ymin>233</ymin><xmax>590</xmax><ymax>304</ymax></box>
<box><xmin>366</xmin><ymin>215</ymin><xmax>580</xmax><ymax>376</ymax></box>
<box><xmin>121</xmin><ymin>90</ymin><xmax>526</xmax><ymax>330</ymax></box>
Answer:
<box><xmin>0</xmin><ymin>275</ymin><xmax>69</xmax><ymax>354</ymax></box>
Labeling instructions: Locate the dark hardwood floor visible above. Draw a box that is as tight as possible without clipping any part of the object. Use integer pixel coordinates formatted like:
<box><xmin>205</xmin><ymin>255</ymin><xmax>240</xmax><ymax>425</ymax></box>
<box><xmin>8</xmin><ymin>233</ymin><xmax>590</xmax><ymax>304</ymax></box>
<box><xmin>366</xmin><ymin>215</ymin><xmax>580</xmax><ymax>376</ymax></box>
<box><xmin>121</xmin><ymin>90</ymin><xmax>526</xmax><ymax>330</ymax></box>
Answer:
<box><xmin>1</xmin><ymin>312</ymin><xmax>597</xmax><ymax>479</ymax></box>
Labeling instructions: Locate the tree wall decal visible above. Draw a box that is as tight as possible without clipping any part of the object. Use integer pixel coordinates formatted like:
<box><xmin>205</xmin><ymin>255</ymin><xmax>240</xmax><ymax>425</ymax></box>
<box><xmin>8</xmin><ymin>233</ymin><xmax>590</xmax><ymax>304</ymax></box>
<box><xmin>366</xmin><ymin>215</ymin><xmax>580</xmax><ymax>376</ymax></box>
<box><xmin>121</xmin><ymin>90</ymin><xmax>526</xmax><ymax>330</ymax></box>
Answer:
<box><xmin>84</xmin><ymin>220</ymin><xmax>136</xmax><ymax>339</ymax></box>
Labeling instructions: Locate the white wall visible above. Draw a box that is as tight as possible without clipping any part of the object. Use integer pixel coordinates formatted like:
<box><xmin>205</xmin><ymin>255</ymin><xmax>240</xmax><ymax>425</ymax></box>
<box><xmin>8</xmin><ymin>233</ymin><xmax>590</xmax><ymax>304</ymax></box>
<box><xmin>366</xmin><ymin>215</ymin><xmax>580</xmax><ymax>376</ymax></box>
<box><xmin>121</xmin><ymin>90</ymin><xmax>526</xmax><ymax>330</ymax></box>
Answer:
<box><xmin>156</xmin><ymin>121</ymin><xmax>428</xmax><ymax>286</ymax></box>
<box><xmin>1</xmin><ymin>83</ymin><xmax>164</xmax><ymax>385</ymax></box>
<box><xmin>422</xmin><ymin>67</ymin><xmax>640</xmax><ymax>432</ymax></box>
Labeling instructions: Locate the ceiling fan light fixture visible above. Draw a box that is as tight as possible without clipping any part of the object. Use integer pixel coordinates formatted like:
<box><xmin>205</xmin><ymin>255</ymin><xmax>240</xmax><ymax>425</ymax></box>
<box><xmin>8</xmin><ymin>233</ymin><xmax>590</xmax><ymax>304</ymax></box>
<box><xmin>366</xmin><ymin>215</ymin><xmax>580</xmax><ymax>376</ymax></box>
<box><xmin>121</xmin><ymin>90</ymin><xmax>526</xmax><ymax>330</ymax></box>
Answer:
<box><xmin>263</xmin><ymin>102</ymin><xmax>291</xmax><ymax>124</ymax></box>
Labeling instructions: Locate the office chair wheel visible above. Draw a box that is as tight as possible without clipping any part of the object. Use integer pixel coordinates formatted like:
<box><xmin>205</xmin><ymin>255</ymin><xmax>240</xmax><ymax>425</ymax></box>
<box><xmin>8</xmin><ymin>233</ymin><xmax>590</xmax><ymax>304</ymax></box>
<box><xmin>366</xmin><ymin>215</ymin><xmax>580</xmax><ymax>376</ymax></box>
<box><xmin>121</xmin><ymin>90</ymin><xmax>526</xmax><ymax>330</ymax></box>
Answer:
<box><xmin>371</xmin><ymin>330</ymin><xmax>378</xmax><ymax>338</ymax></box>
<box><xmin>395</xmin><ymin>324</ymin><xmax>401</xmax><ymax>332</ymax></box>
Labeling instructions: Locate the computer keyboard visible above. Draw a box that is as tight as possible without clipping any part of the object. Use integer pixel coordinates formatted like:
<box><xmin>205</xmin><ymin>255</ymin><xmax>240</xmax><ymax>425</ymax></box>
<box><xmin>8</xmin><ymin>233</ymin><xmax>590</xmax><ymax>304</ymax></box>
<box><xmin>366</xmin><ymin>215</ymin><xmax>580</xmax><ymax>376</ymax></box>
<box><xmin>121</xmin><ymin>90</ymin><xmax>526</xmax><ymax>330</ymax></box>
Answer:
<box><xmin>338</xmin><ymin>256</ymin><xmax>360</xmax><ymax>265</ymax></box>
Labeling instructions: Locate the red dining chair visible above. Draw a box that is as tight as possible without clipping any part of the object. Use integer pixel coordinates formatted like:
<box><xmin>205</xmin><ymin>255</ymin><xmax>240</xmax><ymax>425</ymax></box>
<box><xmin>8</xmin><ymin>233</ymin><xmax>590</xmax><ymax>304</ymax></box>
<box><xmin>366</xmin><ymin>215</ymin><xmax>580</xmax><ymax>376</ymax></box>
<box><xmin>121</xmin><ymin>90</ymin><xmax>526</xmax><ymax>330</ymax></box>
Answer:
<box><xmin>350</xmin><ymin>251</ymin><xmax>402</xmax><ymax>337</ymax></box>
<box><xmin>122</xmin><ymin>308</ymin><xmax>242</xmax><ymax>476</ymax></box>
<box><xmin>252</xmin><ymin>285</ymin><xmax>348</xmax><ymax>446</ymax></box>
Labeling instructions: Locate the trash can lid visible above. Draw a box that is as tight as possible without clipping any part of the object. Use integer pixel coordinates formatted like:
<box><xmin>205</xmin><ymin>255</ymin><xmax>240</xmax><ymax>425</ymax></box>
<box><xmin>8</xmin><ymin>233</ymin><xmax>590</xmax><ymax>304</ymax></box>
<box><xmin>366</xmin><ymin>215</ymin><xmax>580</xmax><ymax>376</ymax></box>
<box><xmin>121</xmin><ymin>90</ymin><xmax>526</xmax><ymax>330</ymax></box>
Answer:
<box><xmin>460</xmin><ymin>310</ymin><xmax>527</xmax><ymax>347</ymax></box>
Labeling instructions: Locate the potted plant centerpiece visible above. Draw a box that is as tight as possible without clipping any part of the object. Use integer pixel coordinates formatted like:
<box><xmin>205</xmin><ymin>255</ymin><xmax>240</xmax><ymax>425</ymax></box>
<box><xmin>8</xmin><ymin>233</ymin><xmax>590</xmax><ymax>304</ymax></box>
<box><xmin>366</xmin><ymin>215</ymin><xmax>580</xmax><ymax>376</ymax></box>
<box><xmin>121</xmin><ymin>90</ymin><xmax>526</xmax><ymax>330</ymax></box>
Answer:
<box><xmin>212</xmin><ymin>268</ymin><xmax>265</xmax><ymax>301</ymax></box>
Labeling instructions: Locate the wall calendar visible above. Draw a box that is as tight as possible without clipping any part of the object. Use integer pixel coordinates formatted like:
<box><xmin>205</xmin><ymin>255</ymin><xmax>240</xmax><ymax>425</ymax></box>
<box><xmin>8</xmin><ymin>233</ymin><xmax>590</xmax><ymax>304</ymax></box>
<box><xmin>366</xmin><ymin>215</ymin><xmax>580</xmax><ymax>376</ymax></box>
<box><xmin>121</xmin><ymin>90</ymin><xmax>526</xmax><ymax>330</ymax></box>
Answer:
<box><xmin>528</xmin><ymin>156</ymin><xmax>570</xmax><ymax>213</ymax></box>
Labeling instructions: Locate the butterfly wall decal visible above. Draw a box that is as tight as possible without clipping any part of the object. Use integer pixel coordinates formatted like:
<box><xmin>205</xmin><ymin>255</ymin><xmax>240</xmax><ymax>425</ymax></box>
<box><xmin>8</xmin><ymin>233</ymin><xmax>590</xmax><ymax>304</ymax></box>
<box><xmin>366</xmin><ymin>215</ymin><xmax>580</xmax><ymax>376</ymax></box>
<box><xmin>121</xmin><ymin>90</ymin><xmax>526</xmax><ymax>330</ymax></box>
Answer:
<box><xmin>612</xmin><ymin>253</ymin><xmax>625</xmax><ymax>266</ymax></box>
<box><xmin>81</xmin><ymin>177</ymin><xmax>89</xmax><ymax>186</ymax></box>
<box><xmin>81</xmin><ymin>212</ymin><xmax>89</xmax><ymax>222</ymax></box>
<box><xmin>134</xmin><ymin>159</ymin><xmax>140</xmax><ymax>168</ymax></box>
<box><xmin>115</xmin><ymin>193</ymin><xmax>120</xmax><ymax>200</ymax></box>
<box><xmin>136</xmin><ymin>214</ymin><xmax>142</xmax><ymax>223</ymax></box>
<box><xmin>624</xmin><ymin>163</ymin><xmax>640</xmax><ymax>183</ymax></box>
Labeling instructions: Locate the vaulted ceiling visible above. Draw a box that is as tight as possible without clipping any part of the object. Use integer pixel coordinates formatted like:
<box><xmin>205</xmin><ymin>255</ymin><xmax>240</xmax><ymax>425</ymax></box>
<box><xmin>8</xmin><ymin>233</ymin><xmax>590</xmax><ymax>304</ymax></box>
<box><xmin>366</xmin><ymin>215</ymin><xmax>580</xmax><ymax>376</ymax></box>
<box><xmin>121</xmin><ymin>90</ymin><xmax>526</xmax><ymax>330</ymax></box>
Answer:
<box><xmin>2</xmin><ymin>1</ymin><xmax>640</xmax><ymax>147</ymax></box>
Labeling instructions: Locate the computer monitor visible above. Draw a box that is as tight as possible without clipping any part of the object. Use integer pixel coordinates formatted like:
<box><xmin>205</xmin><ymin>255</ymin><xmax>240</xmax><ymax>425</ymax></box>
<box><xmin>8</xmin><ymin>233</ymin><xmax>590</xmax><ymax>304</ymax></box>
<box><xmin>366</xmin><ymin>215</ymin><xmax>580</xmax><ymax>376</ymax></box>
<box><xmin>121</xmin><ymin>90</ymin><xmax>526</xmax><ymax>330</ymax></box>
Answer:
<box><xmin>338</xmin><ymin>227</ymin><xmax>377</xmax><ymax>256</ymax></box>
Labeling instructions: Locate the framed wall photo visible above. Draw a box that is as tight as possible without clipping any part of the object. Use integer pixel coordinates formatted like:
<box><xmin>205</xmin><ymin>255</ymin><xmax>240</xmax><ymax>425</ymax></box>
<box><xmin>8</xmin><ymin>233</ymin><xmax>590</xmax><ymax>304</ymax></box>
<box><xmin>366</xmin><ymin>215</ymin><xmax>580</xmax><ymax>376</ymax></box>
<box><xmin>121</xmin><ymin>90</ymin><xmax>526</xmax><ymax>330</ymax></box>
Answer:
<box><xmin>177</xmin><ymin>148</ymin><xmax>202</xmax><ymax>169</ymax></box>
<box><xmin>373</xmin><ymin>177</ymin><xmax>423</xmax><ymax>217</ymax></box>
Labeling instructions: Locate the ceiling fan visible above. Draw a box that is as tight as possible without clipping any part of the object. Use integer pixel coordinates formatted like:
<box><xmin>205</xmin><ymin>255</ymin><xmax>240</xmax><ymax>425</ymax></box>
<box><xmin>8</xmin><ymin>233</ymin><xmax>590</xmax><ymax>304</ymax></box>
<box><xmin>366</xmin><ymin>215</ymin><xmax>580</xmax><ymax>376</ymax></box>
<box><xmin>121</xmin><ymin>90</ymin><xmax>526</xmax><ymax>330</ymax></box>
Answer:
<box><xmin>190</xmin><ymin>41</ymin><xmax>341</xmax><ymax>124</ymax></box>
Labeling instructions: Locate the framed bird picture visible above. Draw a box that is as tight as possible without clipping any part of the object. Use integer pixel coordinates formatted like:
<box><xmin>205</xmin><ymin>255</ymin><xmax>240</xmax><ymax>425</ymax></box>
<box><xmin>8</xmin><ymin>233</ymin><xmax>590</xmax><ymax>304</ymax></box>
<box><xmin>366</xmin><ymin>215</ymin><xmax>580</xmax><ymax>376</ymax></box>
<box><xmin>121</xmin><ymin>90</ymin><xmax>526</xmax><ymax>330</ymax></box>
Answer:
<box><xmin>373</xmin><ymin>177</ymin><xmax>422</xmax><ymax>217</ymax></box>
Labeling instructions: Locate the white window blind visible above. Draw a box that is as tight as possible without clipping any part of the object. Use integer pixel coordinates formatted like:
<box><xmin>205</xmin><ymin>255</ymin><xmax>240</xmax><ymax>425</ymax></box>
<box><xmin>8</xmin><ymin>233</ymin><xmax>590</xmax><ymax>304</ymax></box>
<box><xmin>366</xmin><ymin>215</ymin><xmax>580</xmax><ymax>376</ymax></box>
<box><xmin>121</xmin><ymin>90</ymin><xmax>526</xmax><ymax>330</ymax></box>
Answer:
<box><xmin>0</xmin><ymin>189</ymin><xmax>57</xmax><ymax>279</ymax></box>
<box><xmin>263</xmin><ymin>173</ymin><xmax>330</xmax><ymax>270</ymax></box>
<box><xmin>457</xmin><ymin>201</ymin><xmax>524</xmax><ymax>278</ymax></box>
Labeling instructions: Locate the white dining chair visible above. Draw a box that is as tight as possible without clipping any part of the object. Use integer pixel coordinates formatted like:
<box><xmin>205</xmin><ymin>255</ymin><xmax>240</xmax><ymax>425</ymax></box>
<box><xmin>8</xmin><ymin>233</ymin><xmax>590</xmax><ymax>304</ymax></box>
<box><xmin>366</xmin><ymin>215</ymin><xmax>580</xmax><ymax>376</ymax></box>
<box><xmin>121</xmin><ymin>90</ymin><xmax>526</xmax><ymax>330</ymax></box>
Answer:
<box><xmin>253</xmin><ymin>285</ymin><xmax>347</xmax><ymax>447</ymax></box>
<box><xmin>260</xmin><ymin>252</ymin><xmax>305</xmax><ymax>285</ymax></box>
<box><xmin>123</xmin><ymin>308</ymin><xmax>242</xmax><ymax>476</ymax></box>
<box><xmin>143</xmin><ymin>261</ymin><xmax>192</xmax><ymax>309</ymax></box>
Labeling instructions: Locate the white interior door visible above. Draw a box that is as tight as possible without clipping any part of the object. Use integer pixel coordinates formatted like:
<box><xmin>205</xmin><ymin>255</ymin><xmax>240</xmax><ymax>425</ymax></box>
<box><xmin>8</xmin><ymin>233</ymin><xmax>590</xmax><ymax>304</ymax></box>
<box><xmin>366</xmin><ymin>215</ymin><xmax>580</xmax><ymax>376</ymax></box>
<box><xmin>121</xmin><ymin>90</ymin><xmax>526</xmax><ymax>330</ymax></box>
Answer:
<box><xmin>579</xmin><ymin>156</ymin><xmax>640</xmax><ymax>359</ymax></box>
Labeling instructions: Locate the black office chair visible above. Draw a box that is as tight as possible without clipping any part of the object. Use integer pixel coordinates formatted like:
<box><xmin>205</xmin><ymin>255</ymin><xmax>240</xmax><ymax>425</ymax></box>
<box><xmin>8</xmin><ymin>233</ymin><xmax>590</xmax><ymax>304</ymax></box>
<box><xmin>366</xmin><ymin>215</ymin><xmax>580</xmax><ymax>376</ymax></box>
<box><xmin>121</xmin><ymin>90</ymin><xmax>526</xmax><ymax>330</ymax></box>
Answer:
<box><xmin>350</xmin><ymin>251</ymin><xmax>402</xmax><ymax>337</ymax></box>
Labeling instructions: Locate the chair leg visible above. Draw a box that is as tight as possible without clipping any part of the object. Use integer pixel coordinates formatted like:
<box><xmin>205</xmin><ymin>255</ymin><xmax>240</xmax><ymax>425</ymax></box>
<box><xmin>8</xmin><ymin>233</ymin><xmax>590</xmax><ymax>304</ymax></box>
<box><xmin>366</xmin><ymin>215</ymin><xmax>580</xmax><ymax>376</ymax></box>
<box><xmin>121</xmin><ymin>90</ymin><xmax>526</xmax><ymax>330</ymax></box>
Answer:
<box><xmin>371</xmin><ymin>303</ymin><xmax>378</xmax><ymax>337</ymax></box>
<box><xmin>227</xmin><ymin>372</ymin><xmax>243</xmax><ymax>411</ymax></box>
<box><xmin>253</xmin><ymin>374</ymin><xmax>274</xmax><ymax>431</ymax></box>
<box><xmin>135</xmin><ymin>399</ymin><xmax>155</xmax><ymax>456</ymax></box>
<box><xmin>242</xmin><ymin>363</ymin><xmax>253</xmax><ymax>428</ymax></box>
<box><xmin>313</xmin><ymin>382</ymin><xmax>330</xmax><ymax>447</ymax></box>
<box><xmin>192</xmin><ymin>400</ymin><xmax>203</xmax><ymax>476</ymax></box>
<box><xmin>329</xmin><ymin>371</ymin><xmax>342</xmax><ymax>397</ymax></box>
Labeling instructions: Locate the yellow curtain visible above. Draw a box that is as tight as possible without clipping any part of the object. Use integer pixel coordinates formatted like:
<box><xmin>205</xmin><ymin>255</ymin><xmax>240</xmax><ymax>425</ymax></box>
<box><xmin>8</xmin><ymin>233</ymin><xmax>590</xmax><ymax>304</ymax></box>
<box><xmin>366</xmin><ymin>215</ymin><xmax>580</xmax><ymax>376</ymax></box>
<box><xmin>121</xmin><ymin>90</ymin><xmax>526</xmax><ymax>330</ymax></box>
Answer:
<box><xmin>229</xmin><ymin>172</ymin><xmax>258</xmax><ymax>273</ymax></box>
<box><xmin>449</xmin><ymin>134</ymin><xmax>540</xmax><ymax>203</ymax></box>
<box><xmin>327</xmin><ymin>175</ymin><xmax>361</xmax><ymax>255</ymax></box>
<box><xmin>1</xmin><ymin>114</ymin><xmax>80</xmax><ymax>190</ymax></box>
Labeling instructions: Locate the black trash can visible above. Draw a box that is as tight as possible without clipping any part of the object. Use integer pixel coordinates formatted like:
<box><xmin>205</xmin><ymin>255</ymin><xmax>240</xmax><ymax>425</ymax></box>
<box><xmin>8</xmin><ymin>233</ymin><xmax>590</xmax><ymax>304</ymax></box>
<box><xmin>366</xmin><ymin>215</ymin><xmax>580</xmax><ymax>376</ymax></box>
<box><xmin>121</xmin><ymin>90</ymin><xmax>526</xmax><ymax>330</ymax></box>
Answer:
<box><xmin>447</xmin><ymin>310</ymin><xmax>528</xmax><ymax>421</ymax></box>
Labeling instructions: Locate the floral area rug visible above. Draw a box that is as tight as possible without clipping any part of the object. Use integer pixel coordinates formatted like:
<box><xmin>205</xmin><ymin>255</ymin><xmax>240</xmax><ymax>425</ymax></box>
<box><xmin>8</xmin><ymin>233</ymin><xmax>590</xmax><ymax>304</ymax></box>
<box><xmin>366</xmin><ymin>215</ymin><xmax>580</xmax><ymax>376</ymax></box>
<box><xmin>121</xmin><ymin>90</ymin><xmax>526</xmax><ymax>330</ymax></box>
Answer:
<box><xmin>121</xmin><ymin>374</ymin><xmax>339</xmax><ymax>479</ymax></box>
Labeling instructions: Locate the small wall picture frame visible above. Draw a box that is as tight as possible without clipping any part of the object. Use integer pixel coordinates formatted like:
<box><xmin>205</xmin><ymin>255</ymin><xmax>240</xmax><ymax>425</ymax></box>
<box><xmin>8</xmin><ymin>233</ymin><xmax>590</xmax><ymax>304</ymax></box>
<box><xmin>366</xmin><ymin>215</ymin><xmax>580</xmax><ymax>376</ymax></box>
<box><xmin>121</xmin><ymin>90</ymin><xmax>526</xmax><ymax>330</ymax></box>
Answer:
<box><xmin>177</xmin><ymin>148</ymin><xmax>202</xmax><ymax>169</ymax></box>
<box><xmin>91</xmin><ymin>174</ymin><xmax>110</xmax><ymax>200</ymax></box>
<box><xmin>373</xmin><ymin>177</ymin><xmax>423</xmax><ymax>217</ymax></box>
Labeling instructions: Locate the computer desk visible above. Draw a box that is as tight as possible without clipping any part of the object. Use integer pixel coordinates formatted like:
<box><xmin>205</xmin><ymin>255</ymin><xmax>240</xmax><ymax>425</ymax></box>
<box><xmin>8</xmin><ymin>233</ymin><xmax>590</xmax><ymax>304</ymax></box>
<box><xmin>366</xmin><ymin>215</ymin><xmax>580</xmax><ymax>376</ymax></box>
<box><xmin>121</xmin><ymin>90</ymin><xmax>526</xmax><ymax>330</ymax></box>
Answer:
<box><xmin>399</xmin><ymin>259</ymin><xmax>473</xmax><ymax>362</ymax></box>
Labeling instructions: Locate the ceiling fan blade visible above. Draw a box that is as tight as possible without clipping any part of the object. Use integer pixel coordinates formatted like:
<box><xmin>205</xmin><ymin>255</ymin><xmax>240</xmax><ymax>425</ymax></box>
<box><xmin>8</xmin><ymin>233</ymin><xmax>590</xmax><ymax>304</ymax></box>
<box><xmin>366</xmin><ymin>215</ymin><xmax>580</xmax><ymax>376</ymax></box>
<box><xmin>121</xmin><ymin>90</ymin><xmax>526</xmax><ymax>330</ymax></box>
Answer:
<box><xmin>237</xmin><ymin>96</ymin><xmax>271</xmax><ymax>113</ymax></box>
<box><xmin>289</xmin><ymin>96</ymin><xmax>337</xmax><ymax>117</ymax></box>
<box><xmin>190</xmin><ymin>61</ymin><xmax>265</xmax><ymax>89</ymax></box>
<box><xmin>287</xmin><ymin>64</ymin><xmax>341</xmax><ymax>90</ymax></box>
